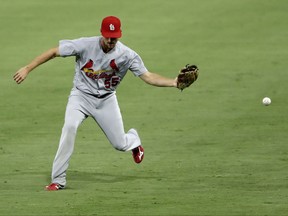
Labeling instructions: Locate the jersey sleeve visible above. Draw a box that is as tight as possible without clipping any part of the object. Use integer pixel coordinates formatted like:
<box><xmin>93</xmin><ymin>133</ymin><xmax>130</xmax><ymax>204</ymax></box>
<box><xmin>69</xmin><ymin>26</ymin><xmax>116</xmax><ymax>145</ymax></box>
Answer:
<box><xmin>129</xmin><ymin>54</ymin><xmax>148</xmax><ymax>76</ymax></box>
<box><xmin>59</xmin><ymin>38</ymin><xmax>85</xmax><ymax>57</ymax></box>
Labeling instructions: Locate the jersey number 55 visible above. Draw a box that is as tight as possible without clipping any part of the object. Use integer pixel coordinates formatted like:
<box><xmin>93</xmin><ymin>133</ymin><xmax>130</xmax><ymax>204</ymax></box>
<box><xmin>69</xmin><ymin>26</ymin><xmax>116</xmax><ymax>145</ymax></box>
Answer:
<box><xmin>104</xmin><ymin>76</ymin><xmax>121</xmax><ymax>89</ymax></box>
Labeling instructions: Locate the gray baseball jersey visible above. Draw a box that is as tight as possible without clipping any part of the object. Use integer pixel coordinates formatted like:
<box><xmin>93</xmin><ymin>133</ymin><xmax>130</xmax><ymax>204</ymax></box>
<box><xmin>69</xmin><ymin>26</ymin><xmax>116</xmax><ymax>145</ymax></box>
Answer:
<box><xmin>59</xmin><ymin>36</ymin><xmax>148</xmax><ymax>96</ymax></box>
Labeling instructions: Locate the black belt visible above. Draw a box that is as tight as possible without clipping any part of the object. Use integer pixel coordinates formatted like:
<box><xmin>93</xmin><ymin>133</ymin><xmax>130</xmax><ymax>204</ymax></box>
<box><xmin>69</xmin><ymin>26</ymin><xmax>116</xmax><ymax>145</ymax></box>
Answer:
<box><xmin>76</xmin><ymin>87</ymin><xmax>112</xmax><ymax>99</ymax></box>
<box><xmin>93</xmin><ymin>92</ymin><xmax>112</xmax><ymax>98</ymax></box>
<box><xmin>85</xmin><ymin>91</ymin><xmax>113</xmax><ymax>99</ymax></box>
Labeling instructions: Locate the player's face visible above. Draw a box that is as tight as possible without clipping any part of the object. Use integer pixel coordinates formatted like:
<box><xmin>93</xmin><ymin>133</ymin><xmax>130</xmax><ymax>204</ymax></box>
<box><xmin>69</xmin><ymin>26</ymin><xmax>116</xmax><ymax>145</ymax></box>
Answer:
<box><xmin>101</xmin><ymin>37</ymin><xmax>118</xmax><ymax>52</ymax></box>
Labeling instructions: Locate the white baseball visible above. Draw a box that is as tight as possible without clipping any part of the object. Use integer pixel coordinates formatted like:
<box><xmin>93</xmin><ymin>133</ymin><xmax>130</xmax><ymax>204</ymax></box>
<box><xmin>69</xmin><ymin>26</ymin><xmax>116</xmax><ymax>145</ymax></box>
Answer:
<box><xmin>262</xmin><ymin>97</ymin><xmax>271</xmax><ymax>106</ymax></box>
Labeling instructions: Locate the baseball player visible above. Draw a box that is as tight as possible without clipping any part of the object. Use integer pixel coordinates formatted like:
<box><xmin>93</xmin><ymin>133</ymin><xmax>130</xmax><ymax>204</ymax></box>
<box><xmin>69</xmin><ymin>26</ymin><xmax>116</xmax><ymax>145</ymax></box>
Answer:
<box><xmin>13</xmin><ymin>16</ymin><xmax>178</xmax><ymax>191</ymax></box>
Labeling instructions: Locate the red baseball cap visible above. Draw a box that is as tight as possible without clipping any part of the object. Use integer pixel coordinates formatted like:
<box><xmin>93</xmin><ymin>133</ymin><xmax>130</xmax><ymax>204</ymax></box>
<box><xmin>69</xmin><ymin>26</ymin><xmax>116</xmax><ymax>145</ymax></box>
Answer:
<box><xmin>101</xmin><ymin>16</ymin><xmax>122</xmax><ymax>38</ymax></box>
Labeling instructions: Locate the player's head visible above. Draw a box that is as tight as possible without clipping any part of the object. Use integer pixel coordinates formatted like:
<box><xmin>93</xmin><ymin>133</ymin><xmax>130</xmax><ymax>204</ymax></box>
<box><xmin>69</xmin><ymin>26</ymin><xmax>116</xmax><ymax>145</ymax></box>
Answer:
<box><xmin>101</xmin><ymin>16</ymin><xmax>122</xmax><ymax>38</ymax></box>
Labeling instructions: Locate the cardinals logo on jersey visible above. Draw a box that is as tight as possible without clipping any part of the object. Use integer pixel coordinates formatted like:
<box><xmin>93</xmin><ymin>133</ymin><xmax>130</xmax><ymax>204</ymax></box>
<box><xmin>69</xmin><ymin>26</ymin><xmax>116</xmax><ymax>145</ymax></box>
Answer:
<box><xmin>109</xmin><ymin>59</ymin><xmax>119</xmax><ymax>72</ymax></box>
<box><xmin>81</xmin><ymin>59</ymin><xmax>119</xmax><ymax>75</ymax></box>
<box><xmin>81</xmin><ymin>59</ymin><xmax>121</xmax><ymax>88</ymax></box>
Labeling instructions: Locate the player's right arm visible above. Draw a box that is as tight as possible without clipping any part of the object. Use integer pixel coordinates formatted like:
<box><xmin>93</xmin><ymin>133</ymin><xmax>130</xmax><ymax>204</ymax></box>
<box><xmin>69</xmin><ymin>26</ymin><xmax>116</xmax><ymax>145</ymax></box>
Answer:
<box><xmin>13</xmin><ymin>47</ymin><xmax>60</xmax><ymax>84</ymax></box>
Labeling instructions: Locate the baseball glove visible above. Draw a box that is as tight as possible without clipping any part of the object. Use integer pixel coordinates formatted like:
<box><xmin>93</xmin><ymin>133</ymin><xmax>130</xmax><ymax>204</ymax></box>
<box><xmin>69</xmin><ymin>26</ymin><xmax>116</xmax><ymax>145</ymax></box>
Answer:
<box><xmin>177</xmin><ymin>64</ymin><xmax>199</xmax><ymax>91</ymax></box>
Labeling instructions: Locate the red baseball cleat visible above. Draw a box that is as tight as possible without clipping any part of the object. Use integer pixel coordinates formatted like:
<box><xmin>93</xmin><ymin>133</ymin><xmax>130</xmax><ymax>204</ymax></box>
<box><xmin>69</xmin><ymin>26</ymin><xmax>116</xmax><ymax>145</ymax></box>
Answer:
<box><xmin>132</xmin><ymin>145</ymin><xmax>144</xmax><ymax>164</ymax></box>
<box><xmin>45</xmin><ymin>183</ymin><xmax>64</xmax><ymax>191</ymax></box>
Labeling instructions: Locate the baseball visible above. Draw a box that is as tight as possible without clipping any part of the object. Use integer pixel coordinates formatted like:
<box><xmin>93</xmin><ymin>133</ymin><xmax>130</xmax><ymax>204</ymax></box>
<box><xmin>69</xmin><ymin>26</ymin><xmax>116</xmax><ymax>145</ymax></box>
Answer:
<box><xmin>262</xmin><ymin>97</ymin><xmax>271</xmax><ymax>106</ymax></box>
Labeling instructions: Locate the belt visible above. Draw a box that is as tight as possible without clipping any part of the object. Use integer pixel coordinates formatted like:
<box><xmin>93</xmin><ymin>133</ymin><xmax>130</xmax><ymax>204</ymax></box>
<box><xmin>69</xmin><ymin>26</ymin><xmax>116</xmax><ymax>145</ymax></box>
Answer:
<box><xmin>84</xmin><ymin>91</ymin><xmax>113</xmax><ymax>99</ymax></box>
<box><xmin>92</xmin><ymin>92</ymin><xmax>113</xmax><ymax>99</ymax></box>
<box><xmin>76</xmin><ymin>87</ymin><xmax>113</xmax><ymax>99</ymax></box>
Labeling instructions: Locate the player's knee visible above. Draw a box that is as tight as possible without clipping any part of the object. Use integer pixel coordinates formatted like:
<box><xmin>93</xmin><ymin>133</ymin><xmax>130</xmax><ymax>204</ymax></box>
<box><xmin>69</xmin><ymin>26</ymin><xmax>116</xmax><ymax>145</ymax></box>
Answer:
<box><xmin>62</xmin><ymin>122</ymin><xmax>78</xmax><ymax>135</ymax></box>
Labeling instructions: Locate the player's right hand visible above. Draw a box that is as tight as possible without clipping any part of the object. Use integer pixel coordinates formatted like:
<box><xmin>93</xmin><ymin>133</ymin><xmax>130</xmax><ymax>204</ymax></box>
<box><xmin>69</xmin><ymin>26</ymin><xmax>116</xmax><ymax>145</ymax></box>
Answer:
<box><xmin>13</xmin><ymin>66</ymin><xmax>29</xmax><ymax>84</ymax></box>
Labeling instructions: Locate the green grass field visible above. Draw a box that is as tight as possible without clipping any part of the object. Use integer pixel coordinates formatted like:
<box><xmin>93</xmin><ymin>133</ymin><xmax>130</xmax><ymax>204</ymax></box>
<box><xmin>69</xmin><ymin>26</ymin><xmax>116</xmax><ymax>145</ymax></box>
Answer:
<box><xmin>1</xmin><ymin>0</ymin><xmax>288</xmax><ymax>215</ymax></box>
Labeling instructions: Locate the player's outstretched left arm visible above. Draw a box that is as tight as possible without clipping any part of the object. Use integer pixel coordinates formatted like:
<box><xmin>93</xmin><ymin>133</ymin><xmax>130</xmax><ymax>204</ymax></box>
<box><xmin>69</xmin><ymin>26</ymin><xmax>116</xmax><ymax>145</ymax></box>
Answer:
<box><xmin>140</xmin><ymin>71</ymin><xmax>177</xmax><ymax>88</ymax></box>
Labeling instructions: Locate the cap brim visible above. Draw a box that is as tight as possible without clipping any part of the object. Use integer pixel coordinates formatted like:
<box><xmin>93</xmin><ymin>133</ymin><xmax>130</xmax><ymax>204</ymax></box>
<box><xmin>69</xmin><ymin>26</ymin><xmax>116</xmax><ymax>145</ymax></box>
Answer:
<box><xmin>101</xmin><ymin>30</ymin><xmax>122</xmax><ymax>38</ymax></box>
